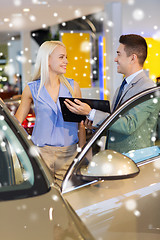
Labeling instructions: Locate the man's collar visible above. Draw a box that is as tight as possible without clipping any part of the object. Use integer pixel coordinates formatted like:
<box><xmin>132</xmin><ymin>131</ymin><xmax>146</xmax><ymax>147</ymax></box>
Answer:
<box><xmin>125</xmin><ymin>69</ymin><xmax>143</xmax><ymax>85</ymax></box>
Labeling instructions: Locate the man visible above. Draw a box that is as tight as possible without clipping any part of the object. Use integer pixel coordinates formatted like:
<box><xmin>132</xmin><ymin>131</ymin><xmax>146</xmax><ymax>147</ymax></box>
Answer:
<box><xmin>64</xmin><ymin>34</ymin><xmax>155</xmax><ymax>128</ymax></box>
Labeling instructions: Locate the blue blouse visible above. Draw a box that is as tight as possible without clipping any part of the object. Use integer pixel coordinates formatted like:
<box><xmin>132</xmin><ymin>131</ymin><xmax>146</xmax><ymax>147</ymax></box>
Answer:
<box><xmin>28</xmin><ymin>79</ymin><xmax>79</xmax><ymax>147</ymax></box>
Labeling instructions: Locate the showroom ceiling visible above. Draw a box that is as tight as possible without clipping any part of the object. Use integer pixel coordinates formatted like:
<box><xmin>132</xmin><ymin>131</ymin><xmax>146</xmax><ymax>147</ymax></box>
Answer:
<box><xmin>0</xmin><ymin>0</ymin><xmax>159</xmax><ymax>43</ymax></box>
<box><xmin>0</xmin><ymin>0</ymin><xmax>127</xmax><ymax>32</ymax></box>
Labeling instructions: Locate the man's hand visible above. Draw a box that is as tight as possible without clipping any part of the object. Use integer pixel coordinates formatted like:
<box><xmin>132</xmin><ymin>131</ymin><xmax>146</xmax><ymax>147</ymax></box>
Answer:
<box><xmin>64</xmin><ymin>99</ymin><xmax>91</xmax><ymax>115</ymax></box>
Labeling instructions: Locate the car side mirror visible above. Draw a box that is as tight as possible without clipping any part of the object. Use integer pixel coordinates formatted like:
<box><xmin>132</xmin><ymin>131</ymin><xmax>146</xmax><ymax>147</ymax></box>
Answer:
<box><xmin>77</xmin><ymin>150</ymin><xmax>139</xmax><ymax>180</ymax></box>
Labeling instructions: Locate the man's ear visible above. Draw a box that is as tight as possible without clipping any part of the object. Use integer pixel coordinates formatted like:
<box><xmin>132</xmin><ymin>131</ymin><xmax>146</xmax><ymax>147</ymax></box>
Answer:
<box><xmin>131</xmin><ymin>53</ymin><xmax>138</xmax><ymax>63</ymax></box>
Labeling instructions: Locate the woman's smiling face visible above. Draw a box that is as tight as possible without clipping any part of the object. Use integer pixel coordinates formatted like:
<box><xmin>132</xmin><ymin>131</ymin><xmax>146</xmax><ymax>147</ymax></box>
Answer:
<box><xmin>48</xmin><ymin>45</ymin><xmax>68</xmax><ymax>75</ymax></box>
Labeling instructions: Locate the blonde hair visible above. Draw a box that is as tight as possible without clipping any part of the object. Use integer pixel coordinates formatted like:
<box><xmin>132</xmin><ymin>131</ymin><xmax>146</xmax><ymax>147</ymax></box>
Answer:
<box><xmin>32</xmin><ymin>40</ymin><xmax>74</xmax><ymax>97</ymax></box>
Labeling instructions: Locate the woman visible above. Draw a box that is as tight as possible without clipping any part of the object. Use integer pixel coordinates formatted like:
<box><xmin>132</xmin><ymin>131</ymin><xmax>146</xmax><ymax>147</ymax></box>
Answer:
<box><xmin>15</xmin><ymin>40</ymin><xmax>86</xmax><ymax>183</ymax></box>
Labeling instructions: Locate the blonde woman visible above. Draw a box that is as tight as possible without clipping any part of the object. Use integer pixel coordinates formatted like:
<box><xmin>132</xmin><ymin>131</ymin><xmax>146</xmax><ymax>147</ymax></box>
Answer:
<box><xmin>15</xmin><ymin>40</ymin><xmax>86</xmax><ymax>183</ymax></box>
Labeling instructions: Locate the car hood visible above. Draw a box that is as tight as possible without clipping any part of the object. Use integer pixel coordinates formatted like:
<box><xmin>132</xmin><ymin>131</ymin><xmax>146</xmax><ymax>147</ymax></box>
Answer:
<box><xmin>0</xmin><ymin>185</ymin><xmax>94</xmax><ymax>240</ymax></box>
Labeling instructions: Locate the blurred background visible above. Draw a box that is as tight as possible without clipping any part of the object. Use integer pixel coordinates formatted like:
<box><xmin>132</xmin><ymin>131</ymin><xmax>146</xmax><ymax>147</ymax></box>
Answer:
<box><xmin>0</xmin><ymin>0</ymin><xmax>160</xmax><ymax>102</ymax></box>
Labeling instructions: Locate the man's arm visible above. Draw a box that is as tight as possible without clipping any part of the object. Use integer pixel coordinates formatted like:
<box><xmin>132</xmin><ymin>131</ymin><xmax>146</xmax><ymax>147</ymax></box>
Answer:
<box><xmin>92</xmin><ymin>110</ymin><xmax>110</xmax><ymax>127</ymax></box>
<box><xmin>64</xmin><ymin>98</ymin><xmax>91</xmax><ymax>115</ymax></box>
<box><xmin>64</xmin><ymin>98</ymin><xmax>110</xmax><ymax>128</ymax></box>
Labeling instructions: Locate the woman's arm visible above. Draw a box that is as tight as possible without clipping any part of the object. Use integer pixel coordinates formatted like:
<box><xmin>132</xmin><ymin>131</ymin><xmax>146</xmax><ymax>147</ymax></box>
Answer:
<box><xmin>74</xmin><ymin>81</ymin><xmax>86</xmax><ymax>148</ymax></box>
<box><xmin>15</xmin><ymin>85</ymin><xmax>33</xmax><ymax>124</ymax></box>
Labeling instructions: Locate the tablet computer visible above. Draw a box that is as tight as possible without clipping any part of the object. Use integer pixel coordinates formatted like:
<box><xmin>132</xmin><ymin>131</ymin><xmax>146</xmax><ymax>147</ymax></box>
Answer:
<box><xmin>59</xmin><ymin>97</ymin><xmax>110</xmax><ymax>122</ymax></box>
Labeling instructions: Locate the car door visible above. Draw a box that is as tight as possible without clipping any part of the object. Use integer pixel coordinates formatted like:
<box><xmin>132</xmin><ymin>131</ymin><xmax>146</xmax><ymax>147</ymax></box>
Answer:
<box><xmin>0</xmin><ymin>101</ymin><xmax>95</xmax><ymax>240</ymax></box>
<box><xmin>0</xmin><ymin>103</ymin><xmax>54</xmax><ymax>240</ymax></box>
<box><xmin>63</xmin><ymin>87</ymin><xmax>160</xmax><ymax>240</ymax></box>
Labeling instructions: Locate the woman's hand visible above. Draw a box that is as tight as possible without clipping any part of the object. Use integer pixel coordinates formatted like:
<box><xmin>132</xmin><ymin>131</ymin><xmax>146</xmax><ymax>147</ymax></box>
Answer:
<box><xmin>83</xmin><ymin>118</ymin><xmax>97</xmax><ymax>130</ymax></box>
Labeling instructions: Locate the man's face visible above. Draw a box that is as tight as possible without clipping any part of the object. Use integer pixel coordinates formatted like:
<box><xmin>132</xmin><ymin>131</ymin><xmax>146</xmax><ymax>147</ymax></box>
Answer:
<box><xmin>114</xmin><ymin>43</ymin><xmax>132</xmax><ymax>77</ymax></box>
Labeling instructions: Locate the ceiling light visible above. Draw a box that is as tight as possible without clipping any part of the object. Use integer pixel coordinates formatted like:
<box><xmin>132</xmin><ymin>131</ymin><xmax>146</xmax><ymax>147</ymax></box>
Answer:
<box><xmin>23</xmin><ymin>8</ymin><xmax>30</xmax><ymax>12</ymax></box>
<box><xmin>4</xmin><ymin>18</ymin><xmax>10</xmax><ymax>22</ymax></box>
<box><xmin>32</xmin><ymin>0</ymin><xmax>48</xmax><ymax>5</ymax></box>
<box><xmin>12</xmin><ymin>13</ymin><xmax>22</xmax><ymax>17</ymax></box>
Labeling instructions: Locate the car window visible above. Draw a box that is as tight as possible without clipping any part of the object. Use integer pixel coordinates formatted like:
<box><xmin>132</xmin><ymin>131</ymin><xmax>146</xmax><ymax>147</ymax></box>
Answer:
<box><xmin>0</xmin><ymin>114</ymin><xmax>34</xmax><ymax>191</ymax></box>
<box><xmin>75</xmin><ymin>90</ymin><xmax>160</xmax><ymax>174</ymax></box>
<box><xmin>91</xmin><ymin>91</ymin><xmax>160</xmax><ymax>164</ymax></box>
<box><xmin>0</xmin><ymin>106</ymin><xmax>49</xmax><ymax>200</ymax></box>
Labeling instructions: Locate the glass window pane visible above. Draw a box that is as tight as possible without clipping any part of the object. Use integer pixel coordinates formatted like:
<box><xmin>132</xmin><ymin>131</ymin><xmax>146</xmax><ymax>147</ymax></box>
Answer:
<box><xmin>81</xmin><ymin>91</ymin><xmax>160</xmax><ymax>166</ymax></box>
<box><xmin>0</xmin><ymin>115</ymin><xmax>34</xmax><ymax>191</ymax></box>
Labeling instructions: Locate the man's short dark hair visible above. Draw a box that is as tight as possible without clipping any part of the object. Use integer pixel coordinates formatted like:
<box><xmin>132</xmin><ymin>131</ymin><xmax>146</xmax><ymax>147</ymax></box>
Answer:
<box><xmin>119</xmin><ymin>34</ymin><xmax>147</xmax><ymax>66</ymax></box>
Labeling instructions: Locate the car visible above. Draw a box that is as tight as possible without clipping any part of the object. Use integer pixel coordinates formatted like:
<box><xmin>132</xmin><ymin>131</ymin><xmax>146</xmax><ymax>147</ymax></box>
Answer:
<box><xmin>0</xmin><ymin>99</ymin><xmax>94</xmax><ymax>240</ymax></box>
<box><xmin>4</xmin><ymin>96</ymin><xmax>35</xmax><ymax>135</ymax></box>
<box><xmin>0</xmin><ymin>88</ymin><xmax>18</xmax><ymax>100</ymax></box>
<box><xmin>1</xmin><ymin>86</ymin><xmax>160</xmax><ymax>240</ymax></box>
<box><xmin>61</xmin><ymin>86</ymin><xmax>160</xmax><ymax>240</ymax></box>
